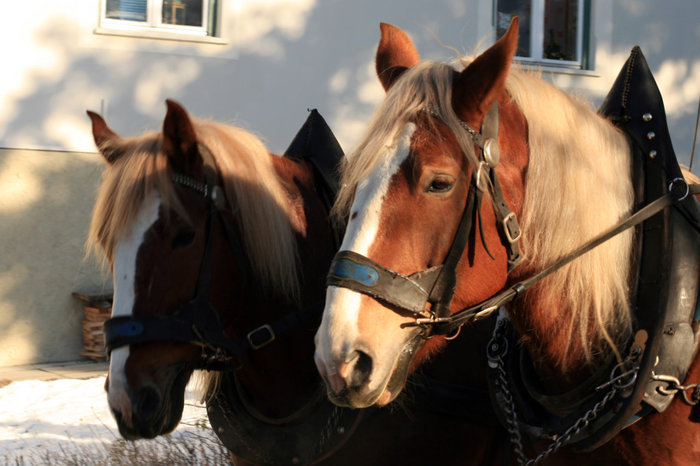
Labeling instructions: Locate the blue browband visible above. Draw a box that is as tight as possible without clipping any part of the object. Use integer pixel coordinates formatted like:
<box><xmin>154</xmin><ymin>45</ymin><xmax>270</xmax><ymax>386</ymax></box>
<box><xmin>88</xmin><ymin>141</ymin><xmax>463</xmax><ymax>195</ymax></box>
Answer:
<box><xmin>328</xmin><ymin>259</ymin><xmax>380</xmax><ymax>287</ymax></box>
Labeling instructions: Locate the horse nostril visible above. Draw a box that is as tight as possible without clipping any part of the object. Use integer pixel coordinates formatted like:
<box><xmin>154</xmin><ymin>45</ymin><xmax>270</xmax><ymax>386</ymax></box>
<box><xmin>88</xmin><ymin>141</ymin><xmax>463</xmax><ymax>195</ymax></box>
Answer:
<box><xmin>347</xmin><ymin>350</ymin><xmax>373</xmax><ymax>388</ymax></box>
<box><xmin>136</xmin><ymin>385</ymin><xmax>161</xmax><ymax>424</ymax></box>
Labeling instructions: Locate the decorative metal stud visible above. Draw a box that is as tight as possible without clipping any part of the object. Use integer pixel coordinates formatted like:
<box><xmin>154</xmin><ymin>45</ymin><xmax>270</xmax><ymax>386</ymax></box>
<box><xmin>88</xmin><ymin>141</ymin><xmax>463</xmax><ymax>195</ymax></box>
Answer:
<box><xmin>337</xmin><ymin>426</ymin><xmax>346</xmax><ymax>434</ymax></box>
<box><xmin>217</xmin><ymin>427</ymin><xmax>224</xmax><ymax>434</ymax></box>
<box><xmin>642</xmin><ymin>113</ymin><xmax>653</xmax><ymax>122</ymax></box>
<box><xmin>649</xmin><ymin>150</ymin><xmax>658</xmax><ymax>159</ymax></box>
<box><xmin>483</xmin><ymin>138</ymin><xmax>500</xmax><ymax>167</ymax></box>
<box><xmin>646</xmin><ymin>131</ymin><xmax>656</xmax><ymax>140</ymax></box>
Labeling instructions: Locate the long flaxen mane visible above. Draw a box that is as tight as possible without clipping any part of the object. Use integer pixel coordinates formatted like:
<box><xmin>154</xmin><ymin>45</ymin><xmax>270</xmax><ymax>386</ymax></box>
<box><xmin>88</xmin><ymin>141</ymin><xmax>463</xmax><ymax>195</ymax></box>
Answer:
<box><xmin>336</xmin><ymin>57</ymin><xmax>635</xmax><ymax>370</ymax></box>
<box><xmin>87</xmin><ymin>119</ymin><xmax>301</xmax><ymax>302</ymax></box>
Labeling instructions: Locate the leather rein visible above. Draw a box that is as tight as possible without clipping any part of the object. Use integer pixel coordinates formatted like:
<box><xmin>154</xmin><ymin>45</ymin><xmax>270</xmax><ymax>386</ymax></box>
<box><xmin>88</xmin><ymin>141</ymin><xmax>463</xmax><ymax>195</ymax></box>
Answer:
<box><xmin>103</xmin><ymin>143</ymin><xmax>322</xmax><ymax>370</ymax></box>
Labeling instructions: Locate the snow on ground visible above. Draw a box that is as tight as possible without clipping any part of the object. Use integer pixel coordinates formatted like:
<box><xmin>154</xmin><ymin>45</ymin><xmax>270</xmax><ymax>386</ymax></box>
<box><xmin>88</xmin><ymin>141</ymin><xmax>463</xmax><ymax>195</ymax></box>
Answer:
<box><xmin>0</xmin><ymin>376</ymin><xmax>214</xmax><ymax>464</ymax></box>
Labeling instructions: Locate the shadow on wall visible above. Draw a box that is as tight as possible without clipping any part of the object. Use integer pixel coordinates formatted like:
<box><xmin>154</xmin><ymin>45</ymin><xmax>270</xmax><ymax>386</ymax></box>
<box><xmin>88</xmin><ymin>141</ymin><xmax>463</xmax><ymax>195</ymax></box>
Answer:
<box><xmin>0</xmin><ymin>148</ymin><xmax>109</xmax><ymax>365</ymax></box>
<box><xmin>0</xmin><ymin>1</ymin><xmax>485</xmax><ymax>154</ymax></box>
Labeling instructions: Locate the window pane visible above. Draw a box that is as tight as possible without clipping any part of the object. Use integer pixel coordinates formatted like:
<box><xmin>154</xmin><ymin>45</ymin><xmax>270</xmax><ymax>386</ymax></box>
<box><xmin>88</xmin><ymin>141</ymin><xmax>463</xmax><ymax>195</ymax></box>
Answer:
<box><xmin>543</xmin><ymin>0</ymin><xmax>578</xmax><ymax>61</ymax></box>
<box><xmin>106</xmin><ymin>0</ymin><xmax>147</xmax><ymax>22</ymax></box>
<box><xmin>496</xmin><ymin>0</ymin><xmax>532</xmax><ymax>58</ymax></box>
<box><xmin>162</xmin><ymin>0</ymin><xmax>204</xmax><ymax>27</ymax></box>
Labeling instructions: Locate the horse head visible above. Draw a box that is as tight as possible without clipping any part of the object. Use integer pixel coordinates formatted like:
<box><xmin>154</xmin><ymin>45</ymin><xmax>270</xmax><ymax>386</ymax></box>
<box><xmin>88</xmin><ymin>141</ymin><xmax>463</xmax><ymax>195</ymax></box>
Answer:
<box><xmin>314</xmin><ymin>19</ymin><xmax>529</xmax><ymax>408</ymax></box>
<box><xmin>88</xmin><ymin>100</ymin><xmax>327</xmax><ymax>439</ymax></box>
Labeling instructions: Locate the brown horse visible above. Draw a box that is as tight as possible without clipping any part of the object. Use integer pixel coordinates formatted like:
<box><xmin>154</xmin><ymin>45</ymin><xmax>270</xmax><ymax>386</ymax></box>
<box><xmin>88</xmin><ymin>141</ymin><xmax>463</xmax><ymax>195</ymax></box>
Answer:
<box><xmin>315</xmin><ymin>18</ymin><xmax>700</xmax><ymax>464</ymax></box>
<box><xmin>87</xmin><ymin>100</ymin><xmax>502</xmax><ymax>465</ymax></box>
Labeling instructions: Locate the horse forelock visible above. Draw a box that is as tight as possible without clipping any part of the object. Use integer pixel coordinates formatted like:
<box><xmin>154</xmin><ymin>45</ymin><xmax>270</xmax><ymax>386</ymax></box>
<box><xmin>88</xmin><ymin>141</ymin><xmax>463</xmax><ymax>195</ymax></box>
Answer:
<box><xmin>87</xmin><ymin>133</ymin><xmax>177</xmax><ymax>265</ymax></box>
<box><xmin>333</xmin><ymin>60</ymin><xmax>479</xmax><ymax>222</ymax></box>
<box><xmin>88</xmin><ymin>120</ymin><xmax>301</xmax><ymax>302</ymax></box>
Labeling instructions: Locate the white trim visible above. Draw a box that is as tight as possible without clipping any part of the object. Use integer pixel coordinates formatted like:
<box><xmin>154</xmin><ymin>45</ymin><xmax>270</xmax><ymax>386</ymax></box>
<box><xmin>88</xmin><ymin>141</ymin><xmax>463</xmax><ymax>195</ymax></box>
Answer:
<box><xmin>94</xmin><ymin>26</ymin><xmax>227</xmax><ymax>44</ymax></box>
<box><xmin>515</xmin><ymin>60</ymin><xmax>599</xmax><ymax>77</ymax></box>
<box><xmin>531</xmin><ymin>0</ymin><xmax>545</xmax><ymax>61</ymax></box>
<box><xmin>575</xmin><ymin>0</ymin><xmax>584</xmax><ymax>64</ymax></box>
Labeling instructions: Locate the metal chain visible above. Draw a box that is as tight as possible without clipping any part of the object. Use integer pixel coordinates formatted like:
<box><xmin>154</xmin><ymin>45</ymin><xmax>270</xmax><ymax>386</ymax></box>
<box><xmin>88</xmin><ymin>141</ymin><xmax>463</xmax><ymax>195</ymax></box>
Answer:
<box><xmin>488</xmin><ymin>313</ymin><xmax>639</xmax><ymax>466</ymax></box>
<box><xmin>524</xmin><ymin>389</ymin><xmax>617</xmax><ymax>465</ymax></box>
<box><xmin>652</xmin><ymin>372</ymin><xmax>700</xmax><ymax>405</ymax></box>
<box><xmin>313</xmin><ymin>405</ymin><xmax>343</xmax><ymax>460</ymax></box>
<box><xmin>492</xmin><ymin>349</ymin><xmax>528</xmax><ymax>464</ymax></box>
<box><xmin>494</xmin><ymin>349</ymin><xmax>620</xmax><ymax>465</ymax></box>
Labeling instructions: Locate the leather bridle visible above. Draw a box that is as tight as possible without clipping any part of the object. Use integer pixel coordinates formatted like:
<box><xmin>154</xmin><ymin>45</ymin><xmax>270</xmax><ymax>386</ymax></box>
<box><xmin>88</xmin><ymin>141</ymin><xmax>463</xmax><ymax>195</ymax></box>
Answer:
<box><xmin>326</xmin><ymin>103</ymin><xmax>522</xmax><ymax>336</ymax></box>
<box><xmin>103</xmin><ymin>143</ymin><xmax>321</xmax><ymax>369</ymax></box>
<box><xmin>326</xmin><ymin>102</ymin><xmax>699</xmax><ymax>338</ymax></box>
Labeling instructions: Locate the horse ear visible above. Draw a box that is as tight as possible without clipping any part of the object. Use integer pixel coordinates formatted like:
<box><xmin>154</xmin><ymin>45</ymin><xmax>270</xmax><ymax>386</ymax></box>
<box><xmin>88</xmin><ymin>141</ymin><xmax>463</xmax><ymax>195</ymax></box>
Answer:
<box><xmin>452</xmin><ymin>17</ymin><xmax>519</xmax><ymax>127</ymax></box>
<box><xmin>376</xmin><ymin>22</ymin><xmax>421</xmax><ymax>91</ymax></box>
<box><xmin>86</xmin><ymin>110</ymin><xmax>121</xmax><ymax>164</ymax></box>
<box><xmin>162</xmin><ymin>99</ymin><xmax>202</xmax><ymax>175</ymax></box>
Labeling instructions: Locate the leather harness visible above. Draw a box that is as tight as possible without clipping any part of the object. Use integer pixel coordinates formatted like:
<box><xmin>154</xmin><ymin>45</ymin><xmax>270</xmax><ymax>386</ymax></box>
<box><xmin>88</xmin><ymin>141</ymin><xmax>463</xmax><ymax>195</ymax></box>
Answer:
<box><xmin>324</xmin><ymin>46</ymin><xmax>700</xmax><ymax>459</ymax></box>
<box><xmin>485</xmin><ymin>46</ymin><xmax>700</xmax><ymax>460</ymax></box>
<box><xmin>103</xmin><ymin>111</ymin><xmax>343</xmax><ymax>371</ymax></box>
<box><xmin>103</xmin><ymin>142</ymin><xmax>322</xmax><ymax>370</ymax></box>
<box><xmin>327</xmin><ymin>102</ymin><xmax>523</xmax><ymax>334</ymax></box>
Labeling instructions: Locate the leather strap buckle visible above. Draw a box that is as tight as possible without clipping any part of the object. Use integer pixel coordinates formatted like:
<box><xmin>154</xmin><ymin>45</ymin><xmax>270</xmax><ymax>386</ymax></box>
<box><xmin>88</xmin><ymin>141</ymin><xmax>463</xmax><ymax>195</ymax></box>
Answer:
<box><xmin>247</xmin><ymin>324</ymin><xmax>276</xmax><ymax>350</ymax></box>
<box><xmin>502</xmin><ymin>212</ymin><xmax>521</xmax><ymax>244</ymax></box>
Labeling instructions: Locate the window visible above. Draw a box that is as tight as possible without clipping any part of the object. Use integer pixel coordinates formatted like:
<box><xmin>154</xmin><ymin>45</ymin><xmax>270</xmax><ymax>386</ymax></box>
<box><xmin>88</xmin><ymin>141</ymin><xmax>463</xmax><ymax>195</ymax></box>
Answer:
<box><xmin>495</xmin><ymin>0</ymin><xmax>590</xmax><ymax>68</ymax></box>
<box><xmin>101</xmin><ymin>0</ymin><xmax>219</xmax><ymax>38</ymax></box>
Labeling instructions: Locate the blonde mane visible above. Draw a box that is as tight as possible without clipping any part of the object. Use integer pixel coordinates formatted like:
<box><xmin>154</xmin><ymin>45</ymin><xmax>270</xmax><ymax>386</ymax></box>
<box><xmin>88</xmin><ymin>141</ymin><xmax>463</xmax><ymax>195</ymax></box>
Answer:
<box><xmin>507</xmin><ymin>70</ymin><xmax>634</xmax><ymax>368</ymax></box>
<box><xmin>87</xmin><ymin>119</ymin><xmax>301</xmax><ymax>302</ymax></box>
<box><xmin>337</xmin><ymin>59</ymin><xmax>635</xmax><ymax>370</ymax></box>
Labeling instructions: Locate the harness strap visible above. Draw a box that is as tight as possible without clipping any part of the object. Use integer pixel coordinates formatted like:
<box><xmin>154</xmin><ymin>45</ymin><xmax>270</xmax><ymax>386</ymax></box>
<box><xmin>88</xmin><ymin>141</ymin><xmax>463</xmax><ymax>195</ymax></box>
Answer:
<box><xmin>488</xmin><ymin>166</ymin><xmax>522</xmax><ymax>271</ymax></box>
<box><xmin>428</xmin><ymin>180</ymin><xmax>479</xmax><ymax>319</ymax></box>
<box><xmin>103</xmin><ymin>142</ymin><xmax>318</xmax><ymax>366</ymax></box>
<box><xmin>327</xmin><ymin>103</ymin><xmax>524</xmax><ymax>324</ymax></box>
<box><xmin>428</xmin><ymin>183</ymin><xmax>700</xmax><ymax>333</ymax></box>
<box><xmin>104</xmin><ymin>299</ymin><xmax>323</xmax><ymax>365</ymax></box>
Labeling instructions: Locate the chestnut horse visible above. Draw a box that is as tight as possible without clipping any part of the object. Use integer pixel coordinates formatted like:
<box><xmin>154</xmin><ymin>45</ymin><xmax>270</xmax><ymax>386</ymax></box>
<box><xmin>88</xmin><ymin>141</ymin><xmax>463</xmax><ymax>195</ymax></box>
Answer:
<box><xmin>315</xmin><ymin>18</ymin><xmax>700</xmax><ymax>464</ymax></box>
<box><xmin>87</xmin><ymin>100</ymin><xmax>502</xmax><ymax>464</ymax></box>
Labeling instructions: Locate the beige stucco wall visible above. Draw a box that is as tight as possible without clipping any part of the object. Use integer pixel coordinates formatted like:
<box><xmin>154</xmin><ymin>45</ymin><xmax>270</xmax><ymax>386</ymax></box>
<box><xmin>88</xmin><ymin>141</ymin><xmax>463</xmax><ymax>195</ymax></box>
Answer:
<box><xmin>0</xmin><ymin>148</ymin><xmax>110</xmax><ymax>366</ymax></box>
<box><xmin>0</xmin><ymin>1</ymin><xmax>696</xmax><ymax>367</ymax></box>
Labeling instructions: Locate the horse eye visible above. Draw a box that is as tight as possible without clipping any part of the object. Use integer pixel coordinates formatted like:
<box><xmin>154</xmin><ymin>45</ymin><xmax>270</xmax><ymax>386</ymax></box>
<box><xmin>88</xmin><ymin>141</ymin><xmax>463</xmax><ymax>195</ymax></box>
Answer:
<box><xmin>426</xmin><ymin>177</ymin><xmax>454</xmax><ymax>194</ymax></box>
<box><xmin>171</xmin><ymin>230</ymin><xmax>195</xmax><ymax>250</ymax></box>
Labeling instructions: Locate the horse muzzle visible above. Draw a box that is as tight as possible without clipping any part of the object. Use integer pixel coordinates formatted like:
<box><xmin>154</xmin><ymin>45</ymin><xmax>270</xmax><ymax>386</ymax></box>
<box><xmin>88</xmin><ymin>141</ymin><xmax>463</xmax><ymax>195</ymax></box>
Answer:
<box><xmin>109</xmin><ymin>369</ymin><xmax>190</xmax><ymax>440</ymax></box>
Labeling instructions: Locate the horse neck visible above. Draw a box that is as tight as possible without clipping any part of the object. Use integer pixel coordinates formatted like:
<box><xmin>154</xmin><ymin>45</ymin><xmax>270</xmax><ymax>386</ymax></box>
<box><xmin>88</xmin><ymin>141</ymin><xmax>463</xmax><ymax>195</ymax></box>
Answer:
<box><xmin>232</xmin><ymin>154</ymin><xmax>335</xmax><ymax>417</ymax></box>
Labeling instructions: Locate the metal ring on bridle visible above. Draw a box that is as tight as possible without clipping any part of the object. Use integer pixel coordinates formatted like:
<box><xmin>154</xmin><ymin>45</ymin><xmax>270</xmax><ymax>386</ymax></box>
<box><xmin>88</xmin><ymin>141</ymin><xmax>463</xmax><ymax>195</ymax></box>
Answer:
<box><xmin>475</xmin><ymin>161</ymin><xmax>490</xmax><ymax>192</ymax></box>
<box><xmin>668</xmin><ymin>177</ymin><xmax>689</xmax><ymax>200</ymax></box>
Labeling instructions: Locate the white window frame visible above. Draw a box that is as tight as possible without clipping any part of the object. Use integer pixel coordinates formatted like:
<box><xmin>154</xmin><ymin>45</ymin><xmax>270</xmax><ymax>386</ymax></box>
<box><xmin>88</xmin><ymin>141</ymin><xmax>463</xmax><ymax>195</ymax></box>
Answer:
<box><xmin>99</xmin><ymin>0</ymin><xmax>213</xmax><ymax>39</ymax></box>
<box><xmin>496</xmin><ymin>0</ymin><xmax>585</xmax><ymax>68</ymax></box>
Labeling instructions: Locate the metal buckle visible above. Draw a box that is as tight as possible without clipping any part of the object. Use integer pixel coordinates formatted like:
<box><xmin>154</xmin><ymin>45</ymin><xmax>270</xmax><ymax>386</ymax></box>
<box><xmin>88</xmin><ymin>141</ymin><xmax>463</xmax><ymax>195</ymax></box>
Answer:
<box><xmin>247</xmin><ymin>324</ymin><xmax>276</xmax><ymax>350</ymax></box>
<box><xmin>502</xmin><ymin>212</ymin><xmax>521</xmax><ymax>243</ymax></box>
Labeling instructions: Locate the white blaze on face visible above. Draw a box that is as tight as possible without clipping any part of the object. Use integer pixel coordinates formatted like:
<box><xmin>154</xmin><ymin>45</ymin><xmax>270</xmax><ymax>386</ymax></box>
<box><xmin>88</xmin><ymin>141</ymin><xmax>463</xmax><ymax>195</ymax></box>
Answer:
<box><xmin>107</xmin><ymin>192</ymin><xmax>162</xmax><ymax>421</ymax></box>
<box><xmin>315</xmin><ymin>124</ymin><xmax>415</xmax><ymax>369</ymax></box>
